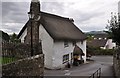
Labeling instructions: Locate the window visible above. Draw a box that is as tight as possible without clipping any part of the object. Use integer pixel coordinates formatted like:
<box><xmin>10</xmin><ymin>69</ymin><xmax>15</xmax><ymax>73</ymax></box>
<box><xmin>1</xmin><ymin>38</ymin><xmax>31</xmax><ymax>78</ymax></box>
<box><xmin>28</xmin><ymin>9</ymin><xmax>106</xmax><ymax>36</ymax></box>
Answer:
<box><xmin>104</xmin><ymin>38</ymin><xmax>107</xmax><ymax>40</ymax></box>
<box><xmin>64</xmin><ymin>41</ymin><xmax>69</xmax><ymax>47</ymax></box>
<box><xmin>81</xmin><ymin>41</ymin><xmax>83</xmax><ymax>44</ymax></box>
<box><xmin>71</xmin><ymin>53</ymin><xmax>73</xmax><ymax>60</ymax></box>
<box><xmin>63</xmin><ymin>54</ymin><xmax>69</xmax><ymax>63</ymax></box>
<box><xmin>99</xmin><ymin>38</ymin><xmax>102</xmax><ymax>40</ymax></box>
<box><xmin>24</xmin><ymin>35</ymin><xmax>27</xmax><ymax>43</ymax></box>
<box><xmin>72</xmin><ymin>42</ymin><xmax>76</xmax><ymax>46</ymax></box>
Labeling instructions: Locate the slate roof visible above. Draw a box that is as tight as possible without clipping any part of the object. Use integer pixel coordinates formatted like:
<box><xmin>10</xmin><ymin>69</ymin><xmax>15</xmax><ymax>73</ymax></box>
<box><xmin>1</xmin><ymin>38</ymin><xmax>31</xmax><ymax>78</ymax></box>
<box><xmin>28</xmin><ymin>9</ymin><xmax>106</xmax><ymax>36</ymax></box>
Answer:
<box><xmin>18</xmin><ymin>12</ymin><xmax>87</xmax><ymax>41</ymax></box>
<box><xmin>87</xmin><ymin>39</ymin><xmax>107</xmax><ymax>48</ymax></box>
<box><xmin>93</xmin><ymin>34</ymin><xmax>108</xmax><ymax>39</ymax></box>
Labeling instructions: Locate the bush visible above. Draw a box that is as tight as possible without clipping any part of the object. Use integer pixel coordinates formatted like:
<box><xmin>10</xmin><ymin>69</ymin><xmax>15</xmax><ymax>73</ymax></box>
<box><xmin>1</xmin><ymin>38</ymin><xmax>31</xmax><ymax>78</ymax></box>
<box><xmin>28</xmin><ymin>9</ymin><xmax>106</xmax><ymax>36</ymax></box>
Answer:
<box><xmin>87</xmin><ymin>46</ymin><xmax>114</xmax><ymax>55</ymax></box>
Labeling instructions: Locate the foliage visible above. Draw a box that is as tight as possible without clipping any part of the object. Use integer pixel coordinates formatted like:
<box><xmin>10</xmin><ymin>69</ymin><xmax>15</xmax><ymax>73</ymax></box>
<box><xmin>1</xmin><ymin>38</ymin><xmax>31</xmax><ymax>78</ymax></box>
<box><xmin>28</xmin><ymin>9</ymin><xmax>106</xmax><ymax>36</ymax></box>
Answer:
<box><xmin>0</xmin><ymin>57</ymin><xmax>16</xmax><ymax>64</ymax></box>
<box><xmin>87</xmin><ymin>35</ymin><xmax>94</xmax><ymax>41</ymax></box>
<box><xmin>9</xmin><ymin>33</ymin><xmax>20</xmax><ymax>43</ymax></box>
<box><xmin>106</xmin><ymin>12</ymin><xmax>120</xmax><ymax>46</ymax></box>
<box><xmin>0</xmin><ymin>30</ymin><xmax>10</xmax><ymax>41</ymax></box>
<box><xmin>87</xmin><ymin>46</ymin><xmax>114</xmax><ymax>55</ymax></box>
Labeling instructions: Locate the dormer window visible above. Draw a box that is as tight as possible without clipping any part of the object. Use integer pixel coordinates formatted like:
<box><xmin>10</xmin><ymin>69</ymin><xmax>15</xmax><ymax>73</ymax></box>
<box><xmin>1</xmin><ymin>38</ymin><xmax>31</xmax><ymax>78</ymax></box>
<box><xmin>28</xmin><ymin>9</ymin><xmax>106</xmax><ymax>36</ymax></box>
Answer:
<box><xmin>81</xmin><ymin>41</ymin><xmax>83</xmax><ymax>44</ymax></box>
<box><xmin>99</xmin><ymin>38</ymin><xmax>102</xmax><ymax>40</ymax></box>
<box><xmin>72</xmin><ymin>41</ymin><xmax>76</xmax><ymax>46</ymax></box>
<box><xmin>64</xmin><ymin>41</ymin><xmax>69</xmax><ymax>47</ymax></box>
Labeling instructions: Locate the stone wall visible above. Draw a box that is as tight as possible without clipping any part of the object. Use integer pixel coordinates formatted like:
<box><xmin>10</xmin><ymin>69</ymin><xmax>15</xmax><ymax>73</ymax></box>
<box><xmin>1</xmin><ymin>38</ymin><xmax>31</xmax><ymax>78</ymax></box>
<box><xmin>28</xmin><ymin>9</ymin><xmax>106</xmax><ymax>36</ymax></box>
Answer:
<box><xmin>2</xmin><ymin>54</ymin><xmax>44</xmax><ymax>77</ymax></box>
<box><xmin>113</xmin><ymin>48</ymin><xmax>120</xmax><ymax>78</ymax></box>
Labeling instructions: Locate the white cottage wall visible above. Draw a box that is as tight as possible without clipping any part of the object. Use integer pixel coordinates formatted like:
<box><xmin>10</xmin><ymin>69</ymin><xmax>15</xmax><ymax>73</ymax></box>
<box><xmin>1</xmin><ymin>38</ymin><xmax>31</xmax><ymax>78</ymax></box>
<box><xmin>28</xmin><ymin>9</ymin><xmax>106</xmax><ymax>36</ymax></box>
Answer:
<box><xmin>53</xmin><ymin>40</ymin><xmax>86</xmax><ymax>69</ymax></box>
<box><xmin>39</xmin><ymin>24</ymin><xmax>54</xmax><ymax>69</ymax></box>
<box><xmin>19</xmin><ymin>24</ymin><xmax>86</xmax><ymax>69</ymax></box>
<box><xmin>19</xmin><ymin>28</ymin><xmax>27</xmax><ymax>43</ymax></box>
<box><xmin>105</xmin><ymin>39</ymin><xmax>116</xmax><ymax>49</ymax></box>
<box><xmin>53</xmin><ymin>41</ymin><xmax>74</xmax><ymax>69</ymax></box>
<box><xmin>76</xmin><ymin>40</ymin><xmax>86</xmax><ymax>62</ymax></box>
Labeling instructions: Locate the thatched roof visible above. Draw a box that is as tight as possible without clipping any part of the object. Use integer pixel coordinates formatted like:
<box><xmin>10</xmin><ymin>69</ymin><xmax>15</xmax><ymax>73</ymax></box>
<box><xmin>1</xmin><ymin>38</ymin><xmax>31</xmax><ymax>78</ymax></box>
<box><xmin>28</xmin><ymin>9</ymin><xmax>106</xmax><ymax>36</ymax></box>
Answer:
<box><xmin>18</xmin><ymin>12</ymin><xmax>87</xmax><ymax>41</ymax></box>
<box><xmin>73</xmin><ymin>45</ymin><xmax>84</xmax><ymax>55</ymax></box>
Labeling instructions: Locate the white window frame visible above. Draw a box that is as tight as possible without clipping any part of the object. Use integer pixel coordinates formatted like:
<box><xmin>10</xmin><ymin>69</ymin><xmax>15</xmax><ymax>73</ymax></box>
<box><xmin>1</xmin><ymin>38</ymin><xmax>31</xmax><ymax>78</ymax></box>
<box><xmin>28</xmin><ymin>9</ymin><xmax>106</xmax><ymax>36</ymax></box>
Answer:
<box><xmin>63</xmin><ymin>54</ymin><xmax>69</xmax><ymax>63</ymax></box>
<box><xmin>64</xmin><ymin>41</ymin><xmax>69</xmax><ymax>47</ymax></box>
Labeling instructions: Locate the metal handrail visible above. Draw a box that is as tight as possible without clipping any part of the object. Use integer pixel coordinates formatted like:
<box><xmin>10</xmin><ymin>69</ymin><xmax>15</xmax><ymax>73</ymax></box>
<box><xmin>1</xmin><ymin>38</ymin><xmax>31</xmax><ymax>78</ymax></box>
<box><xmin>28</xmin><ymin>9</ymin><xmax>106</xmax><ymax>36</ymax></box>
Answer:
<box><xmin>89</xmin><ymin>68</ymin><xmax>101</xmax><ymax>78</ymax></box>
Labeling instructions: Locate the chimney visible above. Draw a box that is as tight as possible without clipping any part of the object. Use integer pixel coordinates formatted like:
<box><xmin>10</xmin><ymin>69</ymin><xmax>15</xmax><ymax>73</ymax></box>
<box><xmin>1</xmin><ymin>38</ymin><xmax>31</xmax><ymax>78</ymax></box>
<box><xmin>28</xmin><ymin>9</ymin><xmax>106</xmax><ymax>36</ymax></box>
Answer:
<box><xmin>27</xmin><ymin>0</ymin><xmax>42</xmax><ymax>55</ymax></box>
<box><xmin>30</xmin><ymin>0</ymin><xmax>40</xmax><ymax>15</ymax></box>
<box><xmin>69</xmin><ymin>18</ymin><xmax>74</xmax><ymax>22</ymax></box>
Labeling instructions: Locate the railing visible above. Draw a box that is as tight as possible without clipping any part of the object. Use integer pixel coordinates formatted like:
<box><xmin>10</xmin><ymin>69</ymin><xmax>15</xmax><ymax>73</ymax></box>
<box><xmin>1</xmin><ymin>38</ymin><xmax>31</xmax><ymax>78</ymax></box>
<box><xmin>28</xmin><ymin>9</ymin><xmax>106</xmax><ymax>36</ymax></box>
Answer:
<box><xmin>2</xmin><ymin>42</ymin><xmax>17</xmax><ymax>64</ymax></box>
<box><xmin>2</xmin><ymin>41</ymin><xmax>42</xmax><ymax>65</ymax></box>
<box><xmin>89</xmin><ymin>68</ymin><xmax>101</xmax><ymax>78</ymax></box>
<box><xmin>2</xmin><ymin>42</ymin><xmax>31</xmax><ymax>65</ymax></box>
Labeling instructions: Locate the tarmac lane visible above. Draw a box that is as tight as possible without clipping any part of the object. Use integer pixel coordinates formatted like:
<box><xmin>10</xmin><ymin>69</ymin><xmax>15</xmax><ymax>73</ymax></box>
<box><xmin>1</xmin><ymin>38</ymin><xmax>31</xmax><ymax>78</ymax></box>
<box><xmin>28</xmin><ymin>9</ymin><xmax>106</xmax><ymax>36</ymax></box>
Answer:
<box><xmin>44</xmin><ymin>56</ymin><xmax>114</xmax><ymax>78</ymax></box>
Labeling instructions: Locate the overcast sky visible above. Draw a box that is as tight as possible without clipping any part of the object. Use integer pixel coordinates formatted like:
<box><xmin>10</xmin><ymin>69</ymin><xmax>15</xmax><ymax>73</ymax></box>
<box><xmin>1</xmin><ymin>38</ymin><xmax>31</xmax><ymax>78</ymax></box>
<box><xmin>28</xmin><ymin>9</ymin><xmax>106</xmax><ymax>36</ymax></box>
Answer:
<box><xmin>1</xmin><ymin>0</ymin><xmax>119</xmax><ymax>34</ymax></box>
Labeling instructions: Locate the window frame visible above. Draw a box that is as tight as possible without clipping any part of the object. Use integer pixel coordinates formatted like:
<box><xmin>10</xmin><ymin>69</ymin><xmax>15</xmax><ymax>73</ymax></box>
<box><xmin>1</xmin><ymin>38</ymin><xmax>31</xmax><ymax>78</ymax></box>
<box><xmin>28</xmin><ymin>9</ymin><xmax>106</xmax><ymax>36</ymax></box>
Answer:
<box><xmin>71</xmin><ymin>52</ymin><xmax>73</xmax><ymax>60</ymax></box>
<box><xmin>64</xmin><ymin>41</ymin><xmax>69</xmax><ymax>47</ymax></box>
<box><xmin>81</xmin><ymin>41</ymin><xmax>83</xmax><ymax>45</ymax></box>
<box><xmin>72</xmin><ymin>41</ymin><xmax>76</xmax><ymax>46</ymax></box>
<box><xmin>63</xmin><ymin>54</ymin><xmax>69</xmax><ymax>64</ymax></box>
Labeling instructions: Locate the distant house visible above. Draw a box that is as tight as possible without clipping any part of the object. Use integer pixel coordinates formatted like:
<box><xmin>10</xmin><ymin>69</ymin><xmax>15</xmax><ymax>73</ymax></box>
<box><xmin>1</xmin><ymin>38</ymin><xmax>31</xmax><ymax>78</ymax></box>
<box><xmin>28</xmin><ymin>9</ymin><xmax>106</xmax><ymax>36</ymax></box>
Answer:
<box><xmin>18</xmin><ymin>0</ymin><xmax>87</xmax><ymax>69</ymax></box>
<box><xmin>87</xmin><ymin>34</ymin><xmax>116</xmax><ymax>49</ymax></box>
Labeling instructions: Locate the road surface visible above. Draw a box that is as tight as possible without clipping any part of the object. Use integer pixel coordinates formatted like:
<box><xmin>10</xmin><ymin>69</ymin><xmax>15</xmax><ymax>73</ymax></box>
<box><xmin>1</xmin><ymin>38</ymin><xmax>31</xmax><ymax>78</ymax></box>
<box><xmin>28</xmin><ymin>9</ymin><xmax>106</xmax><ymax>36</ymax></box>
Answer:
<box><xmin>45</xmin><ymin>56</ymin><xmax>114</xmax><ymax>77</ymax></box>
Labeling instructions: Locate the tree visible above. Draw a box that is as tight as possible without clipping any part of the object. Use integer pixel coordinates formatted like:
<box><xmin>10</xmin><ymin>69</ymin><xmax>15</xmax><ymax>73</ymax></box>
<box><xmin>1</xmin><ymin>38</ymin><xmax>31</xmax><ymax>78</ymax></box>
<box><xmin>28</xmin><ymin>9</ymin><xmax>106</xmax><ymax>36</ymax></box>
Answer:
<box><xmin>0</xmin><ymin>30</ymin><xmax>10</xmax><ymax>42</ymax></box>
<box><xmin>107</xmin><ymin>12</ymin><xmax>120</xmax><ymax>46</ymax></box>
<box><xmin>9</xmin><ymin>33</ymin><xmax>20</xmax><ymax>43</ymax></box>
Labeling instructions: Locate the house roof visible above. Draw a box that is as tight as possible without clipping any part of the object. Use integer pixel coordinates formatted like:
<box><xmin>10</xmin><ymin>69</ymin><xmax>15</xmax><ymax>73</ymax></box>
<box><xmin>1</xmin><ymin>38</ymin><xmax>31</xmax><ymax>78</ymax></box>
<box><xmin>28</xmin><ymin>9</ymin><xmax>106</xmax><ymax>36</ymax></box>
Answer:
<box><xmin>18</xmin><ymin>12</ymin><xmax>87</xmax><ymax>41</ymax></box>
<box><xmin>93</xmin><ymin>34</ymin><xmax>108</xmax><ymax>39</ymax></box>
<box><xmin>87</xmin><ymin>39</ymin><xmax>107</xmax><ymax>48</ymax></box>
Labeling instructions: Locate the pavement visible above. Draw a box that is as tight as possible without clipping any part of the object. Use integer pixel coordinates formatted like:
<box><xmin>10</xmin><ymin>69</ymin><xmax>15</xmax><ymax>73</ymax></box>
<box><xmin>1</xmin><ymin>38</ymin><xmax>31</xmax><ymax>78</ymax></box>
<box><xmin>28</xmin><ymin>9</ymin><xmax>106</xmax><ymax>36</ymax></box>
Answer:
<box><xmin>44</xmin><ymin>56</ymin><xmax>115</xmax><ymax>77</ymax></box>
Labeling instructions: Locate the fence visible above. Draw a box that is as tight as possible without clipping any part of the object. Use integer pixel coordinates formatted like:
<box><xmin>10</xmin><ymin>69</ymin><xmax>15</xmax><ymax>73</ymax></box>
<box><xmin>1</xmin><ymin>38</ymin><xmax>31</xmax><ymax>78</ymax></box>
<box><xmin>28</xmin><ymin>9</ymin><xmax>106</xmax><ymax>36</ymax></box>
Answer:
<box><xmin>2</xmin><ymin>41</ymin><xmax>44</xmax><ymax>76</ymax></box>
<box><xmin>2</xmin><ymin>42</ymin><xmax>31</xmax><ymax>64</ymax></box>
<box><xmin>89</xmin><ymin>68</ymin><xmax>101</xmax><ymax>78</ymax></box>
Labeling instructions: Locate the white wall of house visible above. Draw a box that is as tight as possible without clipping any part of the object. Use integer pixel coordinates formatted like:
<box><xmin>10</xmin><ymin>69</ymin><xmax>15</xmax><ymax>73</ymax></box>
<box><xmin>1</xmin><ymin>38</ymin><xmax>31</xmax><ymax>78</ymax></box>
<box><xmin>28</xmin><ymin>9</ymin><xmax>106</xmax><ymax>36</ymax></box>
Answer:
<box><xmin>76</xmin><ymin>40</ymin><xmax>86</xmax><ymax>62</ymax></box>
<box><xmin>19</xmin><ymin>28</ymin><xmax>27</xmax><ymax>43</ymax></box>
<box><xmin>39</xmin><ymin>24</ymin><xmax>54</xmax><ymax>69</ymax></box>
<box><xmin>105</xmin><ymin>39</ymin><xmax>116</xmax><ymax>49</ymax></box>
<box><xmin>53</xmin><ymin>41</ymin><xmax>74</xmax><ymax>69</ymax></box>
<box><xmin>19</xmin><ymin>24</ymin><xmax>87</xmax><ymax>69</ymax></box>
<box><xmin>53</xmin><ymin>40</ymin><xmax>86</xmax><ymax>69</ymax></box>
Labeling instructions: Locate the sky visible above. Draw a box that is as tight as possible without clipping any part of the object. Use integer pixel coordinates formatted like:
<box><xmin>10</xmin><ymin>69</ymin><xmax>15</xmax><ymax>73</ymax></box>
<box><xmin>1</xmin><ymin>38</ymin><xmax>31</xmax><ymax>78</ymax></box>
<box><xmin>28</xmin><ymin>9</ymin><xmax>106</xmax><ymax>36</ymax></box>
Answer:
<box><xmin>1</xmin><ymin>0</ymin><xmax>119</xmax><ymax>34</ymax></box>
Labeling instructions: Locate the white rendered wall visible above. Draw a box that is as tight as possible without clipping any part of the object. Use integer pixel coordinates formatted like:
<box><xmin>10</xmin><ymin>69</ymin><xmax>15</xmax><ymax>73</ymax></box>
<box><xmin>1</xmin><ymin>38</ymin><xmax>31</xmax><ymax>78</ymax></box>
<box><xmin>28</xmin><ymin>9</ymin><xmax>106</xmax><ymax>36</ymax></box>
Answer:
<box><xmin>108</xmin><ymin>39</ymin><xmax>113</xmax><ymax>49</ymax></box>
<box><xmin>19</xmin><ymin>24</ymin><xmax>87</xmax><ymax>69</ymax></box>
<box><xmin>53</xmin><ymin>40</ymin><xmax>86</xmax><ymax>69</ymax></box>
<box><xmin>19</xmin><ymin>28</ymin><xmax>27</xmax><ymax>43</ymax></box>
<box><xmin>39</xmin><ymin>24</ymin><xmax>54</xmax><ymax>69</ymax></box>
<box><xmin>53</xmin><ymin>41</ymin><xmax>74</xmax><ymax>69</ymax></box>
<box><xmin>105</xmin><ymin>39</ymin><xmax>116</xmax><ymax>49</ymax></box>
<box><xmin>112</xmin><ymin>43</ymin><xmax>116</xmax><ymax>48</ymax></box>
<box><xmin>76</xmin><ymin>40</ymin><xmax>86</xmax><ymax>62</ymax></box>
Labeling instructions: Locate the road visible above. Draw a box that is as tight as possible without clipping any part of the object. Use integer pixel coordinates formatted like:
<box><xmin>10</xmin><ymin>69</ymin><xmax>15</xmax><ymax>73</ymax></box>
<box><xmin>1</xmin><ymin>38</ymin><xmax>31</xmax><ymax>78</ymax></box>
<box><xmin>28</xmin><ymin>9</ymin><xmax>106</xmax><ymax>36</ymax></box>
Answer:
<box><xmin>45</xmin><ymin>56</ymin><xmax>114</xmax><ymax>77</ymax></box>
